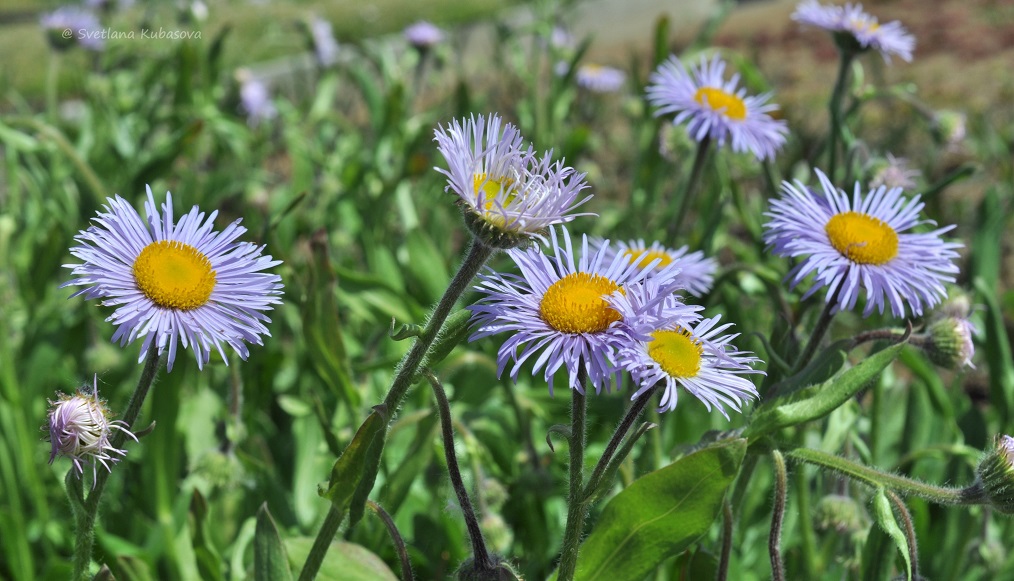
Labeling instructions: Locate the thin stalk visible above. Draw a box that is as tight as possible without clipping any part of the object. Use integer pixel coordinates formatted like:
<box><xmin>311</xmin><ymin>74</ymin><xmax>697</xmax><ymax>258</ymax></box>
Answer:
<box><xmin>827</xmin><ymin>51</ymin><xmax>854</xmax><ymax>181</ymax></box>
<box><xmin>770</xmin><ymin>450</ymin><xmax>787</xmax><ymax>581</ymax></box>
<box><xmin>367</xmin><ymin>500</ymin><xmax>414</xmax><ymax>581</ymax></box>
<box><xmin>582</xmin><ymin>386</ymin><xmax>656</xmax><ymax>502</ymax></box>
<box><xmin>717</xmin><ymin>498</ymin><xmax>733</xmax><ymax>581</ymax></box>
<box><xmin>786</xmin><ymin>447</ymin><xmax>989</xmax><ymax>506</ymax></box>
<box><xmin>792</xmin><ymin>276</ymin><xmax>845</xmax><ymax>374</ymax></box>
<box><xmin>424</xmin><ymin>371</ymin><xmax>492</xmax><ymax>570</ymax></box>
<box><xmin>298</xmin><ymin>508</ymin><xmax>343</xmax><ymax>581</ymax></box>
<box><xmin>886</xmin><ymin>490</ymin><xmax>920</xmax><ymax>579</ymax></box>
<box><xmin>557</xmin><ymin>373</ymin><xmax>589</xmax><ymax>581</ymax></box>
<box><xmin>73</xmin><ymin>345</ymin><xmax>163</xmax><ymax>581</ymax></box>
<box><xmin>667</xmin><ymin>135</ymin><xmax>712</xmax><ymax>240</ymax></box>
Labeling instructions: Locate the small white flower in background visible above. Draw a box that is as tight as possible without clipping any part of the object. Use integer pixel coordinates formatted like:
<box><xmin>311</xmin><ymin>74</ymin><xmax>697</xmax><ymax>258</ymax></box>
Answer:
<box><xmin>46</xmin><ymin>376</ymin><xmax>136</xmax><ymax>484</ymax></box>
<box><xmin>404</xmin><ymin>20</ymin><xmax>444</xmax><ymax>49</ymax></box>
<box><xmin>576</xmin><ymin>64</ymin><xmax>627</xmax><ymax>94</ymax></box>
<box><xmin>309</xmin><ymin>16</ymin><xmax>339</xmax><ymax>67</ymax></box>
<box><xmin>792</xmin><ymin>1</ymin><xmax>915</xmax><ymax>62</ymax></box>
<box><xmin>869</xmin><ymin>154</ymin><xmax>920</xmax><ymax>190</ymax></box>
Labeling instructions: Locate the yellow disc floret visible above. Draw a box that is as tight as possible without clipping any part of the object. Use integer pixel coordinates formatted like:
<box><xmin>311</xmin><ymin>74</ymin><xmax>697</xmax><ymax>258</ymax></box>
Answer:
<box><xmin>647</xmin><ymin>329</ymin><xmax>703</xmax><ymax>378</ymax></box>
<box><xmin>473</xmin><ymin>173</ymin><xmax>515</xmax><ymax>210</ymax></box>
<box><xmin>624</xmin><ymin>249</ymin><xmax>673</xmax><ymax>270</ymax></box>
<box><xmin>539</xmin><ymin>273</ymin><xmax>622</xmax><ymax>334</ymax></box>
<box><xmin>133</xmin><ymin>240</ymin><xmax>216</xmax><ymax>310</ymax></box>
<box><xmin>825</xmin><ymin>211</ymin><xmax>899</xmax><ymax>266</ymax></box>
<box><xmin>694</xmin><ymin>87</ymin><xmax>747</xmax><ymax>120</ymax></box>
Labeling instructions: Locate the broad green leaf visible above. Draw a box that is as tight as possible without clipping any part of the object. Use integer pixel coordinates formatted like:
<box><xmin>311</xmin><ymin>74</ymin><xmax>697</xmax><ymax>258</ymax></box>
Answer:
<box><xmin>573</xmin><ymin>439</ymin><xmax>747</xmax><ymax>581</ymax></box>
<box><xmin>745</xmin><ymin>341</ymin><xmax>906</xmax><ymax>438</ymax></box>
<box><xmin>285</xmin><ymin>538</ymin><xmax>397</xmax><ymax>581</ymax></box>
<box><xmin>871</xmin><ymin>489</ymin><xmax>911</xmax><ymax>581</ymax></box>
<box><xmin>254</xmin><ymin>504</ymin><xmax>293</xmax><ymax>581</ymax></box>
<box><xmin>319</xmin><ymin>406</ymin><xmax>388</xmax><ymax>516</ymax></box>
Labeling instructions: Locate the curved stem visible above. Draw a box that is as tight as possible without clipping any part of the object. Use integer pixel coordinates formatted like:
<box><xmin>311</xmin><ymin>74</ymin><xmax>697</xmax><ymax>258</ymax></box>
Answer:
<box><xmin>73</xmin><ymin>345</ymin><xmax>163</xmax><ymax>581</ymax></box>
<box><xmin>886</xmin><ymin>490</ymin><xmax>920</xmax><ymax>579</ymax></box>
<box><xmin>557</xmin><ymin>371</ymin><xmax>589</xmax><ymax>581</ymax></box>
<box><xmin>582</xmin><ymin>386</ymin><xmax>656</xmax><ymax>502</ymax></box>
<box><xmin>785</xmin><ymin>447</ymin><xmax>988</xmax><ymax>506</ymax></box>
<box><xmin>367</xmin><ymin>500</ymin><xmax>414</xmax><ymax>581</ymax></box>
<box><xmin>770</xmin><ymin>450</ymin><xmax>787</xmax><ymax>581</ymax></box>
<box><xmin>667</xmin><ymin>135</ymin><xmax>711</xmax><ymax>240</ymax></box>
<box><xmin>424</xmin><ymin>371</ymin><xmax>492</xmax><ymax>570</ymax></box>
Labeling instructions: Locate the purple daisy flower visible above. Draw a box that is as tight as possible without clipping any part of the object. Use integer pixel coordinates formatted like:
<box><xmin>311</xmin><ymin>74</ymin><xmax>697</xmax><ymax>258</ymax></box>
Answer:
<box><xmin>309</xmin><ymin>16</ymin><xmax>339</xmax><ymax>67</ymax></box>
<box><xmin>434</xmin><ymin>113</ymin><xmax>591</xmax><ymax>244</ymax></box>
<box><xmin>237</xmin><ymin>71</ymin><xmax>277</xmax><ymax>127</ymax></box>
<box><xmin>604</xmin><ymin>239</ymin><xmax>718</xmax><ymax>298</ymax></box>
<box><xmin>647</xmin><ymin>54</ymin><xmax>788</xmax><ymax>161</ymax></box>
<box><xmin>792</xmin><ymin>1</ymin><xmax>915</xmax><ymax>62</ymax></box>
<box><xmin>47</xmin><ymin>375</ymin><xmax>136</xmax><ymax>484</ymax></box>
<box><xmin>404</xmin><ymin>20</ymin><xmax>444</xmax><ymax>49</ymax></box>
<box><xmin>609</xmin><ymin>283</ymin><xmax>761</xmax><ymax>417</ymax></box>
<box><xmin>763</xmin><ymin>168</ymin><xmax>961</xmax><ymax>318</ymax></box>
<box><xmin>40</xmin><ymin>6</ymin><xmax>105</xmax><ymax>51</ymax></box>
<box><xmin>63</xmin><ymin>188</ymin><xmax>284</xmax><ymax>371</ymax></box>
<box><xmin>575</xmin><ymin>64</ymin><xmax>627</xmax><ymax>93</ymax></box>
<box><xmin>468</xmin><ymin>227</ymin><xmax>683</xmax><ymax>394</ymax></box>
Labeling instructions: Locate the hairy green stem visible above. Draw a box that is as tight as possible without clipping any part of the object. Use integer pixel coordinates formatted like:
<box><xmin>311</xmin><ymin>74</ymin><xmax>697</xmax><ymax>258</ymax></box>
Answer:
<box><xmin>367</xmin><ymin>500</ymin><xmax>414</xmax><ymax>581</ymax></box>
<box><xmin>582</xmin><ymin>386</ymin><xmax>656</xmax><ymax>502</ymax></box>
<box><xmin>792</xmin><ymin>276</ymin><xmax>845</xmax><ymax>374</ymax></box>
<box><xmin>298</xmin><ymin>507</ymin><xmax>343</xmax><ymax>581</ymax></box>
<box><xmin>770</xmin><ymin>451</ymin><xmax>787</xmax><ymax>581</ymax></box>
<box><xmin>73</xmin><ymin>345</ymin><xmax>163</xmax><ymax>581</ymax></box>
<box><xmin>667</xmin><ymin>135</ymin><xmax>712</xmax><ymax>240</ymax></box>
<box><xmin>786</xmin><ymin>447</ymin><xmax>988</xmax><ymax>505</ymax></box>
<box><xmin>886</xmin><ymin>490</ymin><xmax>920</xmax><ymax>579</ymax></box>
<box><xmin>557</xmin><ymin>374</ymin><xmax>589</xmax><ymax>581</ymax></box>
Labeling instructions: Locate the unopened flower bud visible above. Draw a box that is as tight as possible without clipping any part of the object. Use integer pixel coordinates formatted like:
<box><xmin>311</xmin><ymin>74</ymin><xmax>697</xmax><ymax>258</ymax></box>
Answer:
<box><xmin>813</xmin><ymin>494</ymin><xmax>867</xmax><ymax>533</ymax></box>
<box><xmin>974</xmin><ymin>435</ymin><xmax>1014</xmax><ymax>514</ymax></box>
<box><xmin>923</xmin><ymin>316</ymin><xmax>976</xmax><ymax>369</ymax></box>
<box><xmin>932</xmin><ymin>110</ymin><xmax>967</xmax><ymax>148</ymax></box>
<box><xmin>45</xmin><ymin>375</ymin><xmax>136</xmax><ymax>484</ymax></box>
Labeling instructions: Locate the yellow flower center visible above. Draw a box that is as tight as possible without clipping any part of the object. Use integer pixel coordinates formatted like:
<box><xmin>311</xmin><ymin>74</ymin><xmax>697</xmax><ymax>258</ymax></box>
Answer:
<box><xmin>824</xmin><ymin>211</ymin><xmax>899</xmax><ymax>266</ymax></box>
<box><xmin>694</xmin><ymin>87</ymin><xmax>747</xmax><ymax>120</ymax></box>
<box><xmin>132</xmin><ymin>240</ymin><xmax>216</xmax><ymax>310</ymax></box>
<box><xmin>473</xmin><ymin>173</ymin><xmax>515</xmax><ymax>210</ymax></box>
<box><xmin>624</xmin><ymin>249</ymin><xmax>673</xmax><ymax>270</ymax></box>
<box><xmin>539</xmin><ymin>273</ymin><xmax>623</xmax><ymax>334</ymax></box>
<box><xmin>647</xmin><ymin>329</ymin><xmax>703</xmax><ymax>378</ymax></box>
<box><xmin>849</xmin><ymin>18</ymin><xmax>879</xmax><ymax>33</ymax></box>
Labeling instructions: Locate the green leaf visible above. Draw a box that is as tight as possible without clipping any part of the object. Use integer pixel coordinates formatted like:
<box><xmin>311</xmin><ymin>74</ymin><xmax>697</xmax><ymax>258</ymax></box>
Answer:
<box><xmin>318</xmin><ymin>406</ymin><xmax>388</xmax><ymax>516</ymax></box>
<box><xmin>404</xmin><ymin>229</ymin><xmax>450</xmax><ymax>304</ymax></box>
<box><xmin>860</xmin><ymin>523</ymin><xmax>896</xmax><ymax>581</ymax></box>
<box><xmin>871</xmin><ymin>489</ymin><xmax>911</xmax><ymax>581</ymax></box>
<box><xmin>285</xmin><ymin>538</ymin><xmax>398</xmax><ymax>581</ymax></box>
<box><xmin>745</xmin><ymin>341</ymin><xmax>906</xmax><ymax>438</ymax></box>
<box><xmin>573</xmin><ymin>439</ymin><xmax>747</xmax><ymax>581</ymax></box>
<box><xmin>975</xmin><ymin>277</ymin><xmax>1014</xmax><ymax>423</ymax></box>
<box><xmin>423</xmin><ymin>309</ymin><xmax>474</xmax><ymax>368</ymax></box>
<box><xmin>254</xmin><ymin>504</ymin><xmax>293</xmax><ymax>581</ymax></box>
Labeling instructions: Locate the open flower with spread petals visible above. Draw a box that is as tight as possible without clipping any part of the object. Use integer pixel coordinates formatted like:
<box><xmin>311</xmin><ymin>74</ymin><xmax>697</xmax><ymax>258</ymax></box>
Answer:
<box><xmin>63</xmin><ymin>188</ymin><xmax>284</xmax><ymax>371</ymax></box>
<box><xmin>47</xmin><ymin>376</ymin><xmax>136</xmax><ymax>483</ymax></box>
<box><xmin>764</xmin><ymin>169</ymin><xmax>961</xmax><ymax>317</ymax></box>
<box><xmin>435</xmin><ymin>114</ymin><xmax>591</xmax><ymax>247</ymax></box>
<box><xmin>609</xmin><ymin>282</ymin><xmax>762</xmax><ymax>417</ymax></box>
<box><xmin>605</xmin><ymin>239</ymin><xmax>717</xmax><ymax>298</ymax></box>
<box><xmin>647</xmin><ymin>54</ymin><xmax>788</xmax><ymax>160</ymax></box>
<box><xmin>468</xmin><ymin>228</ymin><xmax>682</xmax><ymax>394</ymax></box>
<box><xmin>792</xmin><ymin>1</ymin><xmax>915</xmax><ymax>62</ymax></box>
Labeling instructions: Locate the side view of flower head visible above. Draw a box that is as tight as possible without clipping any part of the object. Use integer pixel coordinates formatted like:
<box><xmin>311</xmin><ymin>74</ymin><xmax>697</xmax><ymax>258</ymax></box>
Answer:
<box><xmin>763</xmin><ymin>169</ymin><xmax>961</xmax><ymax>318</ymax></box>
<box><xmin>434</xmin><ymin>113</ymin><xmax>592</xmax><ymax>246</ymax></box>
<box><xmin>467</xmin><ymin>227</ymin><xmax>683</xmax><ymax>395</ymax></box>
<box><xmin>47</xmin><ymin>376</ymin><xmax>137</xmax><ymax>484</ymax></box>
<box><xmin>647</xmin><ymin>54</ymin><xmax>788</xmax><ymax>160</ymax></box>
<box><xmin>63</xmin><ymin>188</ymin><xmax>284</xmax><ymax>371</ymax></box>
<box><xmin>792</xmin><ymin>1</ymin><xmax>915</xmax><ymax>62</ymax></box>
<box><xmin>609</xmin><ymin>280</ymin><xmax>762</xmax><ymax>418</ymax></box>
<box><xmin>597</xmin><ymin>238</ymin><xmax>718</xmax><ymax>298</ymax></box>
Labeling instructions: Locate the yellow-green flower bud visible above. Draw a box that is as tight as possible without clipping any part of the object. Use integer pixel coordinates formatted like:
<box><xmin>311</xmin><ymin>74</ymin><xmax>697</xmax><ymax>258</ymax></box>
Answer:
<box><xmin>975</xmin><ymin>435</ymin><xmax>1014</xmax><ymax>514</ymax></box>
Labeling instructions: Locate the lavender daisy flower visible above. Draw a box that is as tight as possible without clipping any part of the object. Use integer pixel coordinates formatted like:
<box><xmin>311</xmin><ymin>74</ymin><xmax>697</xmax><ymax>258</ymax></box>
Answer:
<box><xmin>434</xmin><ymin>113</ymin><xmax>591</xmax><ymax>246</ymax></box>
<box><xmin>47</xmin><ymin>376</ymin><xmax>136</xmax><ymax>484</ymax></box>
<box><xmin>764</xmin><ymin>168</ymin><xmax>961</xmax><ymax>318</ymax></box>
<box><xmin>468</xmin><ymin>228</ymin><xmax>683</xmax><ymax>394</ymax></box>
<box><xmin>309</xmin><ymin>16</ymin><xmax>339</xmax><ymax>67</ymax></box>
<box><xmin>63</xmin><ymin>188</ymin><xmax>284</xmax><ymax>371</ymax></box>
<box><xmin>610</xmin><ymin>239</ymin><xmax>718</xmax><ymax>298</ymax></box>
<box><xmin>404</xmin><ymin>20</ymin><xmax>444</xmax><ymax>49</ymax></box>
<box><xmin>236</xmin><ymin>70</ymin><xmax>277</xmax><ymax>127</ymax></box>
<box><xmin>647</xmin><ymin>54</ymin><xmax>788</xmax><ymax>160</ymax></box>
<box><xmin>792</xmin><ymin>1</ymin><xmax>915</xmax><ymax>62</ymax></box>
<box><xmin>40</xmin><ymin>7</ymin><xmax>104</xmax><ymax>52</ymax></box>
<box><xmin>610</xmin><ymin>284</ymin><xmax>761</xmax><ymax>417</ymax></box>
<box><xmin>576</xmin><ymin>64</ymin><xmax>627</xmax><ymax>93</ymax></box>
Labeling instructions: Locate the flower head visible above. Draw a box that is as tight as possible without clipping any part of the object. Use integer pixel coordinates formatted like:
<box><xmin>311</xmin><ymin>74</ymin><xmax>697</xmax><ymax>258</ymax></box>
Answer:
<box><xmin>46</xmin><ymin>376</ymin><xmax>136</xmax><ymax>483</ymax></box>
<box><xmin>576</xmin><ymin>64</ymin><xmax>627</xmax><ymax>93</ymax></box>
<box><xmin>236</xmin><ymin>70</ymin><xmax>277</xmax><ymax>127</ymax></box>
<box><xmin>404</xmin><ymin>20</ymin><xmax>444</xmax><ymax>49</ymax></box>
<box><xmin>647</xmin><ymin>54</ymin><xmax>788</xmax><ymax>160</ymax></box>
<box><xmin>610</xmin><ymin>281</ymin><xmax>761</xmax><ymax>417</ymax></box>
<box><xmin>434</xmin><ymin>114</ymin><xmax>591</xmax><ymax>247</ymax></box>
<box><xmin>40</xmin><ymin>7</ymin><xmax>104</xmax><ymax>51</ymax></box>
<box><xmin>868</xmin><ymin>154</ymin><xmax>920</xmax><ymax>191</ymax></box>
<box><xmin>603</xmin><ymin>239</ymin><xmax>717</xmax><ymax>298</ymax></box>
<box><xmin>309</xmin><ymin>16</ymin><xmax>339</xmax><ymax>67</ymax></box>
<box><xmin>764</xmin><ymin>169</ymin><xmax>961</xmax><ymax>318</ymax></box>
<box><xmin>976</xmin><ymin>435</ymin><xmax>1014</xmax><ymax>515</ymax></box>
<box><xmin>63</xmin><ymin>188</ymin><xmax>284</xmax><ymax>371</ymax></box>
<box><xmin>922</xmin><ymin>315</ymin><xmax>976</xmax><ymax>369</ymax></box>
<box><xmin>468</xmin><ymin>228</ymin><xmax>682</xmax><ymax>394</ymax></box>
<box><xmin>792</xmin><ymin>1</ymin><xmax>915</xmax><ymax>62</ymax></box>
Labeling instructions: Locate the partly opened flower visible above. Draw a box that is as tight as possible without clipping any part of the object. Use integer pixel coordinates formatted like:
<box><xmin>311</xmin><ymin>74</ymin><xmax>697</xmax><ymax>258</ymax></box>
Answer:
<box><xmin>47</xmin><ymin>376</ymin><xmax>136</xmax><ymax>483</ymax></box>
<box><xmin>63</xmin><ymin>188</ymin><xmax>284</xmax><ymax>371</ymax></box>
<box><xmin>763</xmin><ymin>169</ymin><xmax>961</xmax><ymax>317</ymax></box>
<box><xmin>404</xmin><ymin>20</ymin><xmax>444</xmax><ymax>49</ymax></box>
<box><xmin>647</xmin><ymin>54</ymin><xmax>788</xmax><ymax>160</ymax></box>
<box><xmin>610</xmin><ymin>283</ymin><xmax>761</xmax><ymax>417</ymax></box>
<box><xmin>792</xmin><ymin>1</ymin><xmax>915</xmax><ymax>62</ymax></box>
<box><xmin>608</xmin><ymin>239</ymin><xmax>717</xmax><ymax>298</ymax></box>
<box><xmin>575</xmin><ymin>64</ymin><xmax>627</xmax><ymax>93</ymax></box>
<box><xmin>468</xmin><ymin>228</ymin><xmax>681</xmax><ymax>394</ymax></box>
<box><xmin>434</xmin><ymin>113</ymin><xmax>591</xmax><ymax>246</ymax></box>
